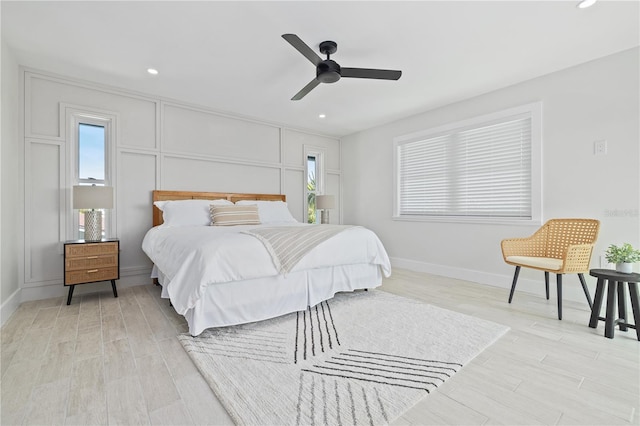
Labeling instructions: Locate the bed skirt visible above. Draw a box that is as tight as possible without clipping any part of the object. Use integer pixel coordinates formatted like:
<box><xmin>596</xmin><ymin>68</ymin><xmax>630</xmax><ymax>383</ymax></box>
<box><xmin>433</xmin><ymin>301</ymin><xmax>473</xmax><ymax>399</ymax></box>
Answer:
<box><xmin>153</xmin><ymin>263</ymin><xmax>383</xmax><ymax>335</ymax></box>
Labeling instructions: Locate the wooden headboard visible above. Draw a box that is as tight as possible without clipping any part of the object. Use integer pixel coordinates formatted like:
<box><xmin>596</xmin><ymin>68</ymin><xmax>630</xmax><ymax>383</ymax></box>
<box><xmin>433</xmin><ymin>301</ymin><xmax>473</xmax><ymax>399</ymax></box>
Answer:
<box><xmin>152</xmin><ymin>190</ymin><xmax>286</xmax><ymax>227</ymax></box>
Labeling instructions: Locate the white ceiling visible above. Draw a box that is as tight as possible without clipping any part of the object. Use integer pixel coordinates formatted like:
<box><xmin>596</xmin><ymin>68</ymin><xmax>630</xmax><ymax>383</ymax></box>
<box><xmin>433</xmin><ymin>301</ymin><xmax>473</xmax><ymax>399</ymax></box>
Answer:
<box><xmin>2</xmin><ymin>1</ymin><xmax>639</xmax><ymax>137</ymax></box>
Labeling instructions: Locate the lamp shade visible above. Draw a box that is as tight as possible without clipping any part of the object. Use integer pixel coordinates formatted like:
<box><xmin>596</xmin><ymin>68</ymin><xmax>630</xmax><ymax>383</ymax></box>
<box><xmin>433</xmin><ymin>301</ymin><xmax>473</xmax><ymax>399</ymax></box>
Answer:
<box><xmin>316</xmin><ymin>195</ymin><xmax>335</xmax><ymax>210</ymax></box>
<box><xmin>73</xmin><ymin>185</ymin><xmax>114</xmax><ymax>209</ymax></box>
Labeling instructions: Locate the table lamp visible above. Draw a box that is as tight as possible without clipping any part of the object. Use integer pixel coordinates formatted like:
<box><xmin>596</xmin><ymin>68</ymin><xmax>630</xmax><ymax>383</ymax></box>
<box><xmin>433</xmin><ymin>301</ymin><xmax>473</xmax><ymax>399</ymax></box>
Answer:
<box><xmin>73</xmin><ymin>185</ymin><xmax>113</xmax><ymax>241</ymax></box>
<box><xmin>316</xmin><ymin>195</ymin><xmax>335</xmax><ymax>224</ymax></box>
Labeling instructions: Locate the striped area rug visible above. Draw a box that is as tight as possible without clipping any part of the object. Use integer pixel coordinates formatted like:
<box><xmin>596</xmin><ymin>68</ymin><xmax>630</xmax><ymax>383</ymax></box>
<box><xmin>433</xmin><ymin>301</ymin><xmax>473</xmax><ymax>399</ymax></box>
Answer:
<box><xmin>178</xmin><ymin>290</ymin><xmax>509</xmax><ymax>425</ymax></box>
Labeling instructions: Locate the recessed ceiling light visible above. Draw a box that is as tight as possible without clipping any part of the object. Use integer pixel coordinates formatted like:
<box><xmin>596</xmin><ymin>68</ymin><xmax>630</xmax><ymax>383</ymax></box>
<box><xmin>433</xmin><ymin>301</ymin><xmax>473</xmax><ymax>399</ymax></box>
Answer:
<box><xmin>319</xmin><ymin>114</ymin><xmax>326</xmax><ymax>119</ymax></box>
<box><xmin>577</xmin><ymin>0</ymin><xmax>597</xmax><ymax>9</ymax></box>
<box><xmin>147</xmin><ymin>68</ymin><xmax>159</xmax><ymax>75</ymax></box>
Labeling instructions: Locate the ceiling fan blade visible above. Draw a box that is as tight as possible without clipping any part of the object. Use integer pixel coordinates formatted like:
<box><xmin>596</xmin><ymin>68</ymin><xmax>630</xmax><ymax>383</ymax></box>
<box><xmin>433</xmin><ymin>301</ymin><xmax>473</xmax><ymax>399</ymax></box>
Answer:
<box><xmin>292</xmin><ymin>78</ymin><xmax>320</xmax><ymax>101</ymax></box>
<box><xmin>282</xmin><ymin>34</ymin><xmax>322</xmax><ymax>66</ymax></box>
<box><xmin>341</xmin><ymin>68</ymin><xmax>402</xmax><ymax>80</ymax></box>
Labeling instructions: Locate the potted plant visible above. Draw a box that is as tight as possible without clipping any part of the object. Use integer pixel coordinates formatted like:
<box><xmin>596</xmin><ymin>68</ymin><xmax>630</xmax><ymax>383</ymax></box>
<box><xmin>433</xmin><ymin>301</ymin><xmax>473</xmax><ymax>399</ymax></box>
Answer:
<box><xmin>605</xmin><ymin>243</ymin><xmax>640</xmax><ymax>273</ymax></box>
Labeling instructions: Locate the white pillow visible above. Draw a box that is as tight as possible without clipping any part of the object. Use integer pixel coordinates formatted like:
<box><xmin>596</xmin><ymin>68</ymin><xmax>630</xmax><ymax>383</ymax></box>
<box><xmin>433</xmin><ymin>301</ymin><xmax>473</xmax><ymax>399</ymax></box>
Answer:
<box><xmin>235</xmin><ymin>200</ymin><xmax>297</xmax><ymax>224</ymax></box>
<box><xmin>154</xmin><ymin>199</ymin><xmax>232</xmax><ymax>226</ymax></box>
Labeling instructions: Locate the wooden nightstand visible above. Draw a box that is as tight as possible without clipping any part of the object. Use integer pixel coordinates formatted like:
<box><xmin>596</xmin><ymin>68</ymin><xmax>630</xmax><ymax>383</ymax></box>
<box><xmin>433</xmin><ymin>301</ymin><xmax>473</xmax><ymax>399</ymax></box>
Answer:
<box><xmin>64</xmin><ymin>239</ymin><xmax>120</xmax><ymax>305</ymax></box>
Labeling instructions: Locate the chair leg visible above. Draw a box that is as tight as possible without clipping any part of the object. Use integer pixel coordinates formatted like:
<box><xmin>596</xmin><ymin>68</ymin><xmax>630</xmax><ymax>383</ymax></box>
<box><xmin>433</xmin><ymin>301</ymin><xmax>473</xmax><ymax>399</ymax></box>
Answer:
<box><xmin>578</xmin><ymin>273</ymin><xmax>593</xmax><ymax>309</ymax></box>
<box><xmin>508</xmin><ymin>266</ymin><xmax>521</xmax><ymax>303</ymax></box>
<box><xmin>557</xmin><ymin>274</ymin><xmax>563</xmax><ymax>320</ymax></box>
<box><xmin>545</xmin><ymin>272</ymin><xmax>550</xmax><ymax>300</ymax></box>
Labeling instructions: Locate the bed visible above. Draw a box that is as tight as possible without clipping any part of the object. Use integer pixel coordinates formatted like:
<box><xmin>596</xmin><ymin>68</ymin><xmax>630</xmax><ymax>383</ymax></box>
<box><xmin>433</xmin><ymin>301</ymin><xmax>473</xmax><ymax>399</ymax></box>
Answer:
<box><xmin>142</xmin><ymin>190</ymin><xmax>392</xmax><ymax>335</ymax></box>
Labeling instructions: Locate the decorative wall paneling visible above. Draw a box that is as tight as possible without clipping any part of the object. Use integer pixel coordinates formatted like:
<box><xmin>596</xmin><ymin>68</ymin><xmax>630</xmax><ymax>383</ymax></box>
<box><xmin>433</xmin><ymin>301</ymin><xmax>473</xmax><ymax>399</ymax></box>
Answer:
<box><xmin>162</xmin><ymin>103</ymin><xmax>281</xmax><ymax>163</ymax></box>
<box><xmin>23</xmin><ymin>138</ymin><xmax>65</xmax><ymax>286</ymax></box>
<box><xmin>161</xmin><ymin>154</ymin><xmax>281</xmax><ymax>194</ymax></box>
<box><xmin>20</xmin><ymin>68</ymin><xmax>341</xmax><ymax>302</ymax></box>
<box><xmin>118</xmin><ymin>151</ymin><xmax>157</xmax><ymax>275</ymax></box>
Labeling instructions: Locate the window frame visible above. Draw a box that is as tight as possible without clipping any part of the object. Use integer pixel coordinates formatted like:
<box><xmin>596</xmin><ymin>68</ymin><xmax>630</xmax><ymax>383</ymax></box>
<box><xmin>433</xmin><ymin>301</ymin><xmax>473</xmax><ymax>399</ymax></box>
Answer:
<box><xmin>393</xmin><ymin>102</ymin><xmax>542</xmax><ymax>226</ymax></box>
<box><xmin>304</xmin><ymin>146</ymin><xmax>325</xmax><ymax>224</ymax></box>
<box><xmin>65</xmin><ymin>106</ymin><xmax>117</xmax><ymax>240</ymax></box>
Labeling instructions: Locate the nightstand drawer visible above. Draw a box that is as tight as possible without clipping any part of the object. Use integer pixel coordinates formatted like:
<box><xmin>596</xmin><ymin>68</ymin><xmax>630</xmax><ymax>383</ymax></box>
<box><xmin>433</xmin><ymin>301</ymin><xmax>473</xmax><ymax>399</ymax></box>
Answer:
<box><xmin>65</xmin><ymin>242</ymin><xmax>118</xmax><ymax>258</ymax></box>
<box><xmin>65</xmin><ymin>253</ymin><xmax>118</xmax><ymax>271</ymax></box>
<box><xmin>63</xmin><ymin>239</ymin><xmax>120</xmax><ymax>305</ymax></box>
<box><xmin>65</xmin><ymin>266</ymin><xmax>118</xmax><ymax>285</ymax></box>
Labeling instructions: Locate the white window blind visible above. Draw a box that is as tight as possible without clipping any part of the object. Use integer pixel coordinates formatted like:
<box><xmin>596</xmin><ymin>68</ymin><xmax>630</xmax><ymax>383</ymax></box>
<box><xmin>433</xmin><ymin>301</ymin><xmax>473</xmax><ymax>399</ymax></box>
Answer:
<box><xmin>397</xmin><ymin>112</ymin><xmax>533</xmax><ymax>220</ymax></box>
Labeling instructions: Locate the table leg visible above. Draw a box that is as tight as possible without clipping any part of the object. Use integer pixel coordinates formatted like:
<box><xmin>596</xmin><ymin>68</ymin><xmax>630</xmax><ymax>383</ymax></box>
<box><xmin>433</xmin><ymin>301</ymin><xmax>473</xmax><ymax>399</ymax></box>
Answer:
<box><xmin>589</xmin><ymin>277</ymin><xmax>605</xmax><ymax>328</ymax></box>
<box><xmin>578</xmin><ymin>273</ymin><xmax>593</xmax><ymax>308</ymax></box>
<box><xmin>628</xmin><ymin>282</ymin><xmax>640</xmax><ymax>341</ymax></box>
<box><xmin>111</xmin><ymin>280</ymin><xmax>118</xmax><ymax>298</ymax></box>
<box><xmin>66</xmin><ymin>285</ymin><xmax>75</xmax><ymax>306</ymax></box>
<box><xmin>604</xmin><ymin>279</ymin><xmax>616</xmax><ymax>338</ymax></box>
<box><xmin>617</xmin><ymin>281</ymin><xmax>627</xmax><ymax>331</ymax></box>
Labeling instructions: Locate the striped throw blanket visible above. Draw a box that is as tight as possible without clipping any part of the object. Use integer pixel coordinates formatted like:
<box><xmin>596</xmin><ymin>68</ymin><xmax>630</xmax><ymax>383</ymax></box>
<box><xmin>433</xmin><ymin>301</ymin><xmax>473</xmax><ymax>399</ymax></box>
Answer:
<box><xmin>243</xmin><ymin>225</ymin><xmax>355</xmax><ymax>274</ymax></box>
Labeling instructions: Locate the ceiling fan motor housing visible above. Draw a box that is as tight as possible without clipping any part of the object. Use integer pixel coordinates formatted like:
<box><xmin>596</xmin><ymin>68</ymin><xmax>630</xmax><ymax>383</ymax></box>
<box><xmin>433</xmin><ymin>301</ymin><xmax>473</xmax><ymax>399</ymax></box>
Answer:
<box><xmin>317</xmin><ymin>60</ymin><xmax>341</xmax><ymax>83</ymax></box>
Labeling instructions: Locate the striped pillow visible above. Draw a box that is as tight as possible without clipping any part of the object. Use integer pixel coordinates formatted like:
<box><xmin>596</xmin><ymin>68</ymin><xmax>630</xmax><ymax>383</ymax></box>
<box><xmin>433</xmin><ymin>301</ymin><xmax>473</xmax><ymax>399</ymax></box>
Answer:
<box><xmin>210</xmin><ymin>204</ymin><xmax>261</xmax><ymax>226</ymax></box>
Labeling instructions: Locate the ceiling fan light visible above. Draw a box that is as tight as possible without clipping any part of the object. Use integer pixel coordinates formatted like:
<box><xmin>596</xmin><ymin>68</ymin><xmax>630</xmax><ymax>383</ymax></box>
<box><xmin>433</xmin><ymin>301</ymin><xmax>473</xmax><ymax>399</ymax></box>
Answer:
<box><xmin>577</xmin><ymin>0</ymin><xmax>597</xmax><ymax>9</ymax></box>
<box><xmin>318</xmin><ymin>71</ymin><xmax>340</xmax><ymax>84</ymax></box>
<box><xmin>317</xmin><ymin>59</ymin><xmax>341</xmax><ymax>84</ymax></box>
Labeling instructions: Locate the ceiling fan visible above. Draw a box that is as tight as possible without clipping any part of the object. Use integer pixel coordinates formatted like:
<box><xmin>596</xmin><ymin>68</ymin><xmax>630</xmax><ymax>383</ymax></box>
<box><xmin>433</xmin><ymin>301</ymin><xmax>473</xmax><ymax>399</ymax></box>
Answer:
<box><xmin>282</xmin><ymin>34</ymin><xmax>402</xmax><ymax>101</ymax></box>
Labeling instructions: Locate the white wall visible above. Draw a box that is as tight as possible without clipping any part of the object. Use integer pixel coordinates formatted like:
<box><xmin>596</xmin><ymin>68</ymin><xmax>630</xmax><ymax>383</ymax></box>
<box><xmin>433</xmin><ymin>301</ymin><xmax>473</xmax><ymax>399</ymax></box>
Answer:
<box><xmin>342</xmin><ymin>47</ymin><xmax>640</xmax><ymax>302</ymax></box>
<box><xmin>1</xmin><ymin>40</ymin><xmax>21</xmax><ymax>323</ymax></box>
<box><xmin>8</xmin><ymin>68</ymin><xmax>340</xmax><ymax>320</ymax></box>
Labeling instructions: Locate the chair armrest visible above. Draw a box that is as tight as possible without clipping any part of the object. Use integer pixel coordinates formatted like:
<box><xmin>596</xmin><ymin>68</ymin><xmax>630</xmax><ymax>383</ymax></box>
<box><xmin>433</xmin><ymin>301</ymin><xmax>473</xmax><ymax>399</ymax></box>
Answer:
<box><xmin>501</xmin><ymin>235</ymin><xmax>547</xmax><ymax>260</ymax></box>
<box><xmin>561</xmin><ymin>244</ymin><xmax>595</xmax><ymax>273</ymax></box>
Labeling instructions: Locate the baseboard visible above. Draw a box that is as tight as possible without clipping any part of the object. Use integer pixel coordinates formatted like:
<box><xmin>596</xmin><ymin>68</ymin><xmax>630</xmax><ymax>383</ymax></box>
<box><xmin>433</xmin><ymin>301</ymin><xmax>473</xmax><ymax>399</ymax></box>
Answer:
<box><xmin>1</xmin><ymin>288</ymin><xmax>22</xmax><ymax>327</ymax></box>
<box><xmin>5</xmin><ymin>262</ymin><xmax>595</xmax><ymax>321</ymax></box>
<box><xmin>19</xmin><ymin>271</ymin><xmax>155</xmax><ymax>303</ymax></box>
<box><xmin>120</xmin><ymin>265</ymin><xmax>154</xmax><ymax>277</ymax></box>
<box><xmin>389</xmin><ymin>257</ymin><xmax>595</xmax><ymax>304</ymax></box>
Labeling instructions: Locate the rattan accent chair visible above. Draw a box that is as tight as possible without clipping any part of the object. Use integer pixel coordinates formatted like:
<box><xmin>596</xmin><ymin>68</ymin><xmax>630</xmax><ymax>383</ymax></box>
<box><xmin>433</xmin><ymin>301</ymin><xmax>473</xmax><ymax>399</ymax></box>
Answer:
<box><xmin>501</xmin><ymin>218</ymin><xmax>600</xmax><ymax>320</ymax></box>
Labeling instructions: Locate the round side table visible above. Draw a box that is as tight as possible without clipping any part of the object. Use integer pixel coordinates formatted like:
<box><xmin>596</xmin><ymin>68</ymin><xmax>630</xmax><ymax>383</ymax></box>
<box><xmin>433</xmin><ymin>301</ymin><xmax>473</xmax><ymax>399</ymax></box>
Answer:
<box><xmin>588</xmin><ymin>269</ymin><xmax>640</xmax><ymax>340</ymax></box>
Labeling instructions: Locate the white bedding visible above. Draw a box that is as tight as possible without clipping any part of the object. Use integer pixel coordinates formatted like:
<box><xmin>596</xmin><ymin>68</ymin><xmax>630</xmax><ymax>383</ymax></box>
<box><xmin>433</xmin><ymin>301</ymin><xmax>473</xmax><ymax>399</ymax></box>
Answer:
<box><xmin>142</xmin><ymin>223</ymin><xmax>391</xmax><ymax>332</ymax></box>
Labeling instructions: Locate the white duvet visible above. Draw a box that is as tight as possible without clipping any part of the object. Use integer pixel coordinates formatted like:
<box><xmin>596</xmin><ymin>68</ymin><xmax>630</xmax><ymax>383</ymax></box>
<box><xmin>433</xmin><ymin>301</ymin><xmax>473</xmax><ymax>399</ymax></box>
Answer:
<box><xmin>142</xmin><ymin>223</ymin><xmax>391</xmax><ymax>315</ymax></box>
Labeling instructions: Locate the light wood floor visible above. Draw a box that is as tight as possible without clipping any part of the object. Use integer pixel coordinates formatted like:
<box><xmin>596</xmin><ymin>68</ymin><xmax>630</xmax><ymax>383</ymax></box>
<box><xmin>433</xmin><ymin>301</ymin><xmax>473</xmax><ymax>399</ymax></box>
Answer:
<box><xmin>1</xmin><ymin>269</ymin><xmax>638</xmax><ymax>425</ymax></box>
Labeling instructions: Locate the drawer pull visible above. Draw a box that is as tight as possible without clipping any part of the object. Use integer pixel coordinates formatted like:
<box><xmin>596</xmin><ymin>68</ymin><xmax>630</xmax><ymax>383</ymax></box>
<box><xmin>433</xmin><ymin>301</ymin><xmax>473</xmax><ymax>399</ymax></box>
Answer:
<box><xmin>86</xmin><ymin>269</ymin><xmax>99</xmax><ymax>273</ymax></box>
<box><xmin>86</xmin><ymin>256</ymin><xmax>98</xmax><ymax>259</ymax></box>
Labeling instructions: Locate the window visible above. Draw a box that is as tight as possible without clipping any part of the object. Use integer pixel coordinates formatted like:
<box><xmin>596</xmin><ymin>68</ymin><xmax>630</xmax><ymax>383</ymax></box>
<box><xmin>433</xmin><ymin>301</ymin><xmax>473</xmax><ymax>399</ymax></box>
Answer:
<box><xmin>77</xmin><ymin>123</ymin><xmax>107</xmax><ymax>239</ymax></box>
<box><xmin>67</xmin><ymin>108</ymin><xmax>115</xmax><ymax>240</ymax></box>
<box><xmin>304</xmin><ymin>147</ymin><xmax>325</xmax><ymax>224</ymax></box>
<box><xmin>307</xmin><ymin>155</ymin><xmax>318</xmax><ymax>224</ymax></box>
<box><xmin>394</xmin><ymin>103</ymin><xmax>541</xmax><ymax>224</ymax></box>
<box><xmin>78</xmin><ymin>123</ymin><xmax>106</xmax><ymax>184</ymax></box>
